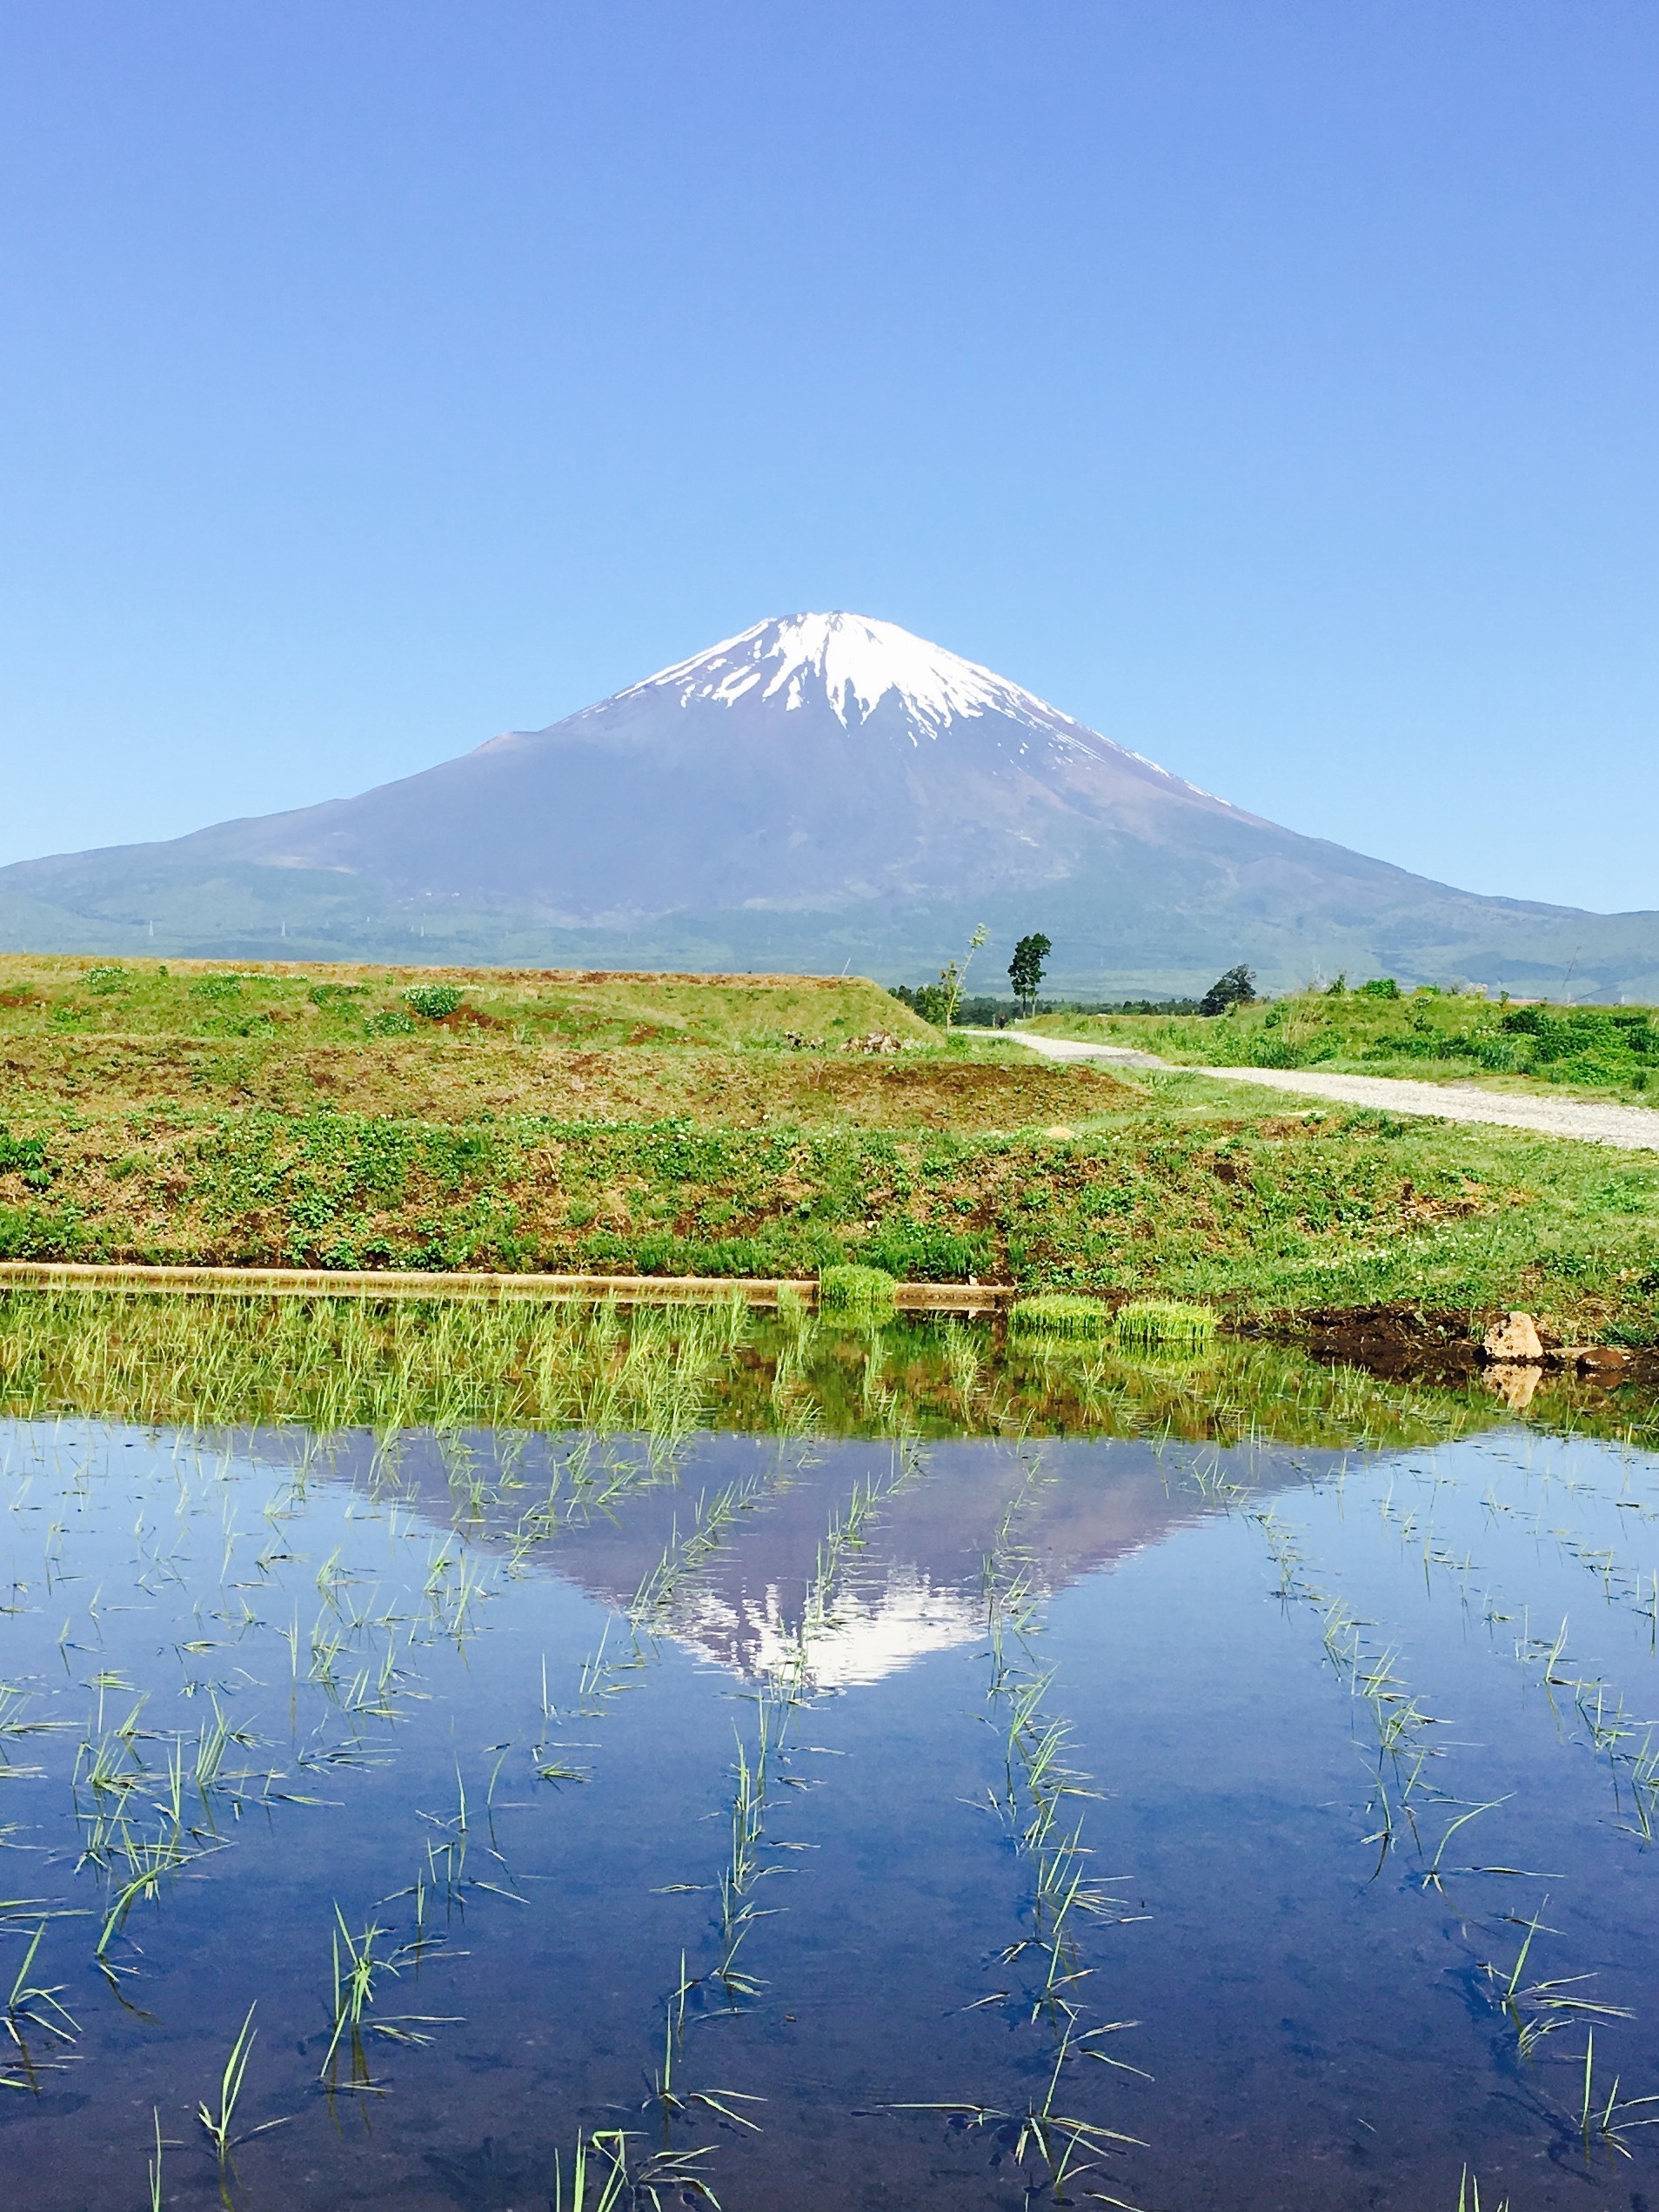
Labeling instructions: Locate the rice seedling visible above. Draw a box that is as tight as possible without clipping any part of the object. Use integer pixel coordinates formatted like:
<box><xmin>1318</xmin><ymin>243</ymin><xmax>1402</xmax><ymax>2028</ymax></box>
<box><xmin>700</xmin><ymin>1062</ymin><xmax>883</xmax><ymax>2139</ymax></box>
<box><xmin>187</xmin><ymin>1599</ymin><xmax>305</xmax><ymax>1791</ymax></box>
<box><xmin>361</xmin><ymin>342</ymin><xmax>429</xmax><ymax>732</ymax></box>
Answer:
<box><xmin>628</xmin><ymin>1465</ymin><xmax>781</xmax><ymax>1644</ymax></box>
<box><xmin>554</xmin><ymin>2129</ymin><xmax>722</xmax><ymax>2210</ymax></box>
<box><xmin>1455</xmin><ymin>2168</ymin><xmax>1509</xmax><ymax>2212</ymax></box>
<box><xmin>3</xmin><ymin>1920</ymin><xmax>79</xmax><ymax>2052</ymax></box>
<box><xmin>1574</xmin><ymin>2027</ymin><xmax>1659</xmax><ymax>2158</ymax></box>
<box><xmin>1245</xmin><ymin>1472</ymin><xmax>1659</xmax><ymax>2145</ymax></box>
<box><xmin>146</xmin><ymin>2108</ymin><xmax>164</xmax><ymax>2212</ymax></box>
<box><xmin>1482</xmin><ymin>1897</ymin><xmax>1634</xmax><ymax>2059</ymax></box>
<box><xmin>552</xmin><ymin>2132</ymin><xmax>631</xmax><ymax>2212</ymax></box>
<box><xmin>1361</xmin><ymin>1466</ymin><xmax>1659</xmax><ymax>1846</ymax></box>
<box><xmin>1112</xmin><ymin>1300</ymin><xmax>1216</xmax><ymax>1356</ymax></box>
<box><xmin>318</xmin><ymin>1902</ymin><xmax>458</xmax><ymax>2091</ymax></box>
<box><xmin>816</xmin><ymin>1264</ymin><xmax>897</xmax><ymax>1324</ymax></box>
<box><xmin>1007</xmin><ymin>1295</ymin><xmax>1112</xmax><ymax>1342</ymax></box>
<box><xmin>904</xmin><ymin>1468</ymin><xmax>1152</xmax><ymax>2208</ymax></box>
<box><xmin>646</xmin><ymin>1959</ymin><xmax>764</xmax><ymax>2138</ymax></box>
<box><xmin>94</xmin><ymin>1793</ymin><xmax>226</xmax><ymax>1960</ymax></box>
<box><xmin>891</xmin><ymin>2016</ymin><xmax>1148</xmax><ymax>2208</ymax></box>
<box><xmin>0</xmin><ymin>1682</ymin><xmax>70</xmax><ymax>1758</ymax></box>
<box><xmin>195</xmin><ymin>2003</ymin><xmax>287</xmax><ymax>2190</ymax></box>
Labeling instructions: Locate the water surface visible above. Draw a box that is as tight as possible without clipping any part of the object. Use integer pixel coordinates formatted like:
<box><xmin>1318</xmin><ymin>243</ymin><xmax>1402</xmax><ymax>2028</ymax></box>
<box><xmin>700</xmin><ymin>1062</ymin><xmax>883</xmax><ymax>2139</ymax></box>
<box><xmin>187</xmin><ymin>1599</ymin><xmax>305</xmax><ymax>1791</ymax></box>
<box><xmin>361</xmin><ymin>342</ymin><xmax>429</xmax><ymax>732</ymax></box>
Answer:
<box><xmin>3</xmin><ymin>1354</ymin><xmax>1659</xmax><ymax>2209</ymax></box>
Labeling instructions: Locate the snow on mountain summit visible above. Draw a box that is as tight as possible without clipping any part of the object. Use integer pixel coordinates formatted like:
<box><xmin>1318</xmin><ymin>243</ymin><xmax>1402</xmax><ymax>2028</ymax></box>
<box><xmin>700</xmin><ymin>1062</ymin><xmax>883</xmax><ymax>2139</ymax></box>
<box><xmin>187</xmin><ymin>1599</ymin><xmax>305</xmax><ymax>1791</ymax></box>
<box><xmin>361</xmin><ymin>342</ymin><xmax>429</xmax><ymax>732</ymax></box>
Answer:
<box><xmin>6</xmin><ymin>603</ymin><xmax>1645</xmax><ymax>995</ymax></box>
<box><xmin>612</xmin><ymin>611</ymin><xmax>1072</xmax><ymax>741</ymax></box>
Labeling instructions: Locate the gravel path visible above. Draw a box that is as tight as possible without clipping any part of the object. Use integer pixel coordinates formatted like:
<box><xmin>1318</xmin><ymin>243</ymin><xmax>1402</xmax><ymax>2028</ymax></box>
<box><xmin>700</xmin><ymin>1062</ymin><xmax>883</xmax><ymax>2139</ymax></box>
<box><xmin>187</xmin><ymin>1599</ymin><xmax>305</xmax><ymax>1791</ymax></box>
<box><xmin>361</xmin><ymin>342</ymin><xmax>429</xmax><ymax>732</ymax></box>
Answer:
<box><xmin>973</xmin><ymin>1029</ymin><xmax>1659</xmax><ymax>1152</ymax></box>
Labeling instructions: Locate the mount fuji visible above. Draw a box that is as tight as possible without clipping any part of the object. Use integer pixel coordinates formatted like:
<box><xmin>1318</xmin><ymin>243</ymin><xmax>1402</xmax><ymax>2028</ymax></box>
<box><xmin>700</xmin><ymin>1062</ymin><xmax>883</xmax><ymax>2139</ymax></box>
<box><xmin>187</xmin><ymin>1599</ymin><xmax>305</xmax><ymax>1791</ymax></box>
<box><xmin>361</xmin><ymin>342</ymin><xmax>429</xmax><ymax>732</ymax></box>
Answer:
<box><xmin>3</xmin><ymin>612</ymin><xmax>1656</xmax><ymax>995</ymax></box>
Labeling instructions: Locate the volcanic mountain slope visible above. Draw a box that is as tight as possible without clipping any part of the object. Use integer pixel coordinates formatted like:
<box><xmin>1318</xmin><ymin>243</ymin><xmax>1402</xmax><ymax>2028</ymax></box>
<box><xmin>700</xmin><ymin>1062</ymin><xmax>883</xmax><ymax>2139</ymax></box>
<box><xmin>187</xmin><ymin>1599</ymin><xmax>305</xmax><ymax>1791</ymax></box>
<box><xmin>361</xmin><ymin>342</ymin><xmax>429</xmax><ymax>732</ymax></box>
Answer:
<box><xmin>3</xmin><ymin>612</ymin><xmax>1655</xmax><ymax>995</ymax></box>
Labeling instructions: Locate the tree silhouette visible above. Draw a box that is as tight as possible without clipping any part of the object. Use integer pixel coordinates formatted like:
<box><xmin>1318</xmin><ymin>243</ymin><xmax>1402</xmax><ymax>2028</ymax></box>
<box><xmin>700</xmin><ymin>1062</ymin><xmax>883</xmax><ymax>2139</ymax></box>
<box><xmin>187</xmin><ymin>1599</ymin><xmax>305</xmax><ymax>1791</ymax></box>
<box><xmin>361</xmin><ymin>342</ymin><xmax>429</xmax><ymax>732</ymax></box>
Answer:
<box><xmin>1200</xmin><ymin>963</ymin><xmax>1257</xmax><ymax>1016</ymax></box>
<box><xmin>1007</xmin><ymin>933</ymin><xmax>1053</xmax><ymax>1017</ymax></box>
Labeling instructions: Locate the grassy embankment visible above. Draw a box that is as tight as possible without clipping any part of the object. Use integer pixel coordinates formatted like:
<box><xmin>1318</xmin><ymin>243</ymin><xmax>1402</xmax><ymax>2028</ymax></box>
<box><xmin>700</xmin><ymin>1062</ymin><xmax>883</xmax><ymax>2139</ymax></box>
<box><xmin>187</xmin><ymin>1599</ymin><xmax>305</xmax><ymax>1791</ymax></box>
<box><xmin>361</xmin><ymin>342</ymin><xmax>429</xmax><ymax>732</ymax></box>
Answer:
<box><xmin>0</xmin><ymin>955</ymin><xmax>1656</xmax><ymax>1344</ymax></box>
<box><xmin>1028</xmin><ymin>988</ymin><xmax>1659</xmax><ymax>1099</ymax></box>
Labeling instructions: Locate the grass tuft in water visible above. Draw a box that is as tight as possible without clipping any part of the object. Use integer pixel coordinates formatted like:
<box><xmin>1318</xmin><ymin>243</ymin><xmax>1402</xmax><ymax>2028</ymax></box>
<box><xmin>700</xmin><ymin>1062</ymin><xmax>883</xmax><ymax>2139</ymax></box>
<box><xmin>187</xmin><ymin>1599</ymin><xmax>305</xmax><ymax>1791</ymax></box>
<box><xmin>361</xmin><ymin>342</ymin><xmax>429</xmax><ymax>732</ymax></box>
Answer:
<box><xmin>817</xmin><ymin>1264</ymin><xmax>898</xmax><ymax>1323</ymax></box>
<box><xmin>1112</xmin><ymin>1299</ymin><xmax>1216</xmax><ymax>1355</ymax></box>
<box><xmin>1008</xmin><ymin>1294</ymin><xmax>1112</xmax><ymax>1341</ymax></box>
<box><xmin>195</xmin><ymin>2002</ymin><xmax>287</xmax><ymax>2189</ymax></box>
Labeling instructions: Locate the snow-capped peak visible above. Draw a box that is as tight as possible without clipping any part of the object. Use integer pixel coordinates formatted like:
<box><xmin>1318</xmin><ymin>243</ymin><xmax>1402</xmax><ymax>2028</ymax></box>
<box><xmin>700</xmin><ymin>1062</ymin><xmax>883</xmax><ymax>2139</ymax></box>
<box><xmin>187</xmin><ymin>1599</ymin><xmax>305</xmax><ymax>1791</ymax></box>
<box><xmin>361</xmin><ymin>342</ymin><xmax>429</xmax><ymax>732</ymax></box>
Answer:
<box><xmin>612</xmin><ymin>611</ymin><xmax>1071</xmax><ymax>740</ymax></box>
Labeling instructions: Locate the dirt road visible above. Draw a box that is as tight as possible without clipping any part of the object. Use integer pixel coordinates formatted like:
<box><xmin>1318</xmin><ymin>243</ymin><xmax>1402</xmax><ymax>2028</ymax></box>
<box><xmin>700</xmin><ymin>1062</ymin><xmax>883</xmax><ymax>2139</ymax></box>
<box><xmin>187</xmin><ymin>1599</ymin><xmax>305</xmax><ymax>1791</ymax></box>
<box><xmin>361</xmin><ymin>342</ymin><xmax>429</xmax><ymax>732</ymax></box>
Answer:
<box><xmin>978</xmin><ymin>1030</ymin><xmax>1659</xmax><ymax>1152</ymax></box>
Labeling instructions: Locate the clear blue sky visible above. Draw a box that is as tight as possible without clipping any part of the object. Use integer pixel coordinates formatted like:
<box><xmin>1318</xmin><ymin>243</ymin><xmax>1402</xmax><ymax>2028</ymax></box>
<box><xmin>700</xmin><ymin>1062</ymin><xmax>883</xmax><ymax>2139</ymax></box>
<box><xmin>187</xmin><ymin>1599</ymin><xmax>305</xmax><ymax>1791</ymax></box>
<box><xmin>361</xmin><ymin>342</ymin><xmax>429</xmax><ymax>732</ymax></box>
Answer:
<box><xmin>1</xmin><ymin>2</ymin><xmax>1653</xmax><ymax>911</ymax></box>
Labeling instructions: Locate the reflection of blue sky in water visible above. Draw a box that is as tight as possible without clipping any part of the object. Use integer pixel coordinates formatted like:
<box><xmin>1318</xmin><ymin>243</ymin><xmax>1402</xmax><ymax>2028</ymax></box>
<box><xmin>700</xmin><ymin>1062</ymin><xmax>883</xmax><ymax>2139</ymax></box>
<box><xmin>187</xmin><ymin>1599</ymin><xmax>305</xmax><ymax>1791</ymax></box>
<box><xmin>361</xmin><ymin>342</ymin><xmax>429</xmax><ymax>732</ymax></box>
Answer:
<box><xmin>3</xmin><ymin>1418</ymin><xmax>1659</xmax><ymax>2209</ymax></box>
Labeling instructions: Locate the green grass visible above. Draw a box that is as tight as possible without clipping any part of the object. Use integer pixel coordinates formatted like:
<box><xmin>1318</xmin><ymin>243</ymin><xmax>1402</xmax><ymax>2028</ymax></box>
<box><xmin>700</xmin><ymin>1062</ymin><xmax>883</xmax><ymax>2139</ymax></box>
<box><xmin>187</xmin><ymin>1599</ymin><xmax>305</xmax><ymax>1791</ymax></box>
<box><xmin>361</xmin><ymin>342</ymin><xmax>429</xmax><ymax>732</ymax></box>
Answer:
<box><xmin>2</xmin><ymin>1080</ymin><xmax>1658</xmax><ymax>1338</ymax></box>
<box><xmin>0</xmin><ymin>953</ymin><xmax>933</xmax><ymax>1053</ymax></box>
<box><xmin>1</xmin><ymin>957</ymin><xmax>1658</xmax><ymax>1342</ymax></box>
<box><xmin>1113</xmin><ymin>1299</ymin><xmax>1217</xmax><ymax>1353</ymax></box>
<box><xmin>818</xmin><ymin>1264</ymin><xmax>899</xmax><ymax>1321</ymax></box>
<box><xmin>1029</xmin><ymin>988</ymin><xmax>1659</xmax><ymax>1101</ymax></box>
<box><xmin>1008</xmin><ymin>1294</ymin><xmax>1112</xmax><ymax>1339</ymax></box>
<box><xmin>0</xmin><ymin>1288</ymin><xmax>1648</xmax><ymax>1451</ymax></box>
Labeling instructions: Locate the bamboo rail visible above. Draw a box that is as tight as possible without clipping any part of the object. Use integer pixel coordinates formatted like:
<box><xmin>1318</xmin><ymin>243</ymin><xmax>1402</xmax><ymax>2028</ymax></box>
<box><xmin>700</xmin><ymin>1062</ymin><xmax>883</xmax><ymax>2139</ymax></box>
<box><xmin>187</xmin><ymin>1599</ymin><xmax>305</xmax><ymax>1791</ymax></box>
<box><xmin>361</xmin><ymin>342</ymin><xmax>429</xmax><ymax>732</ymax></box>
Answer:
<box><xmin>0</xmin><ymin>1261</ymin><xmax>1013</xmax><ymax>1313</ymax></box>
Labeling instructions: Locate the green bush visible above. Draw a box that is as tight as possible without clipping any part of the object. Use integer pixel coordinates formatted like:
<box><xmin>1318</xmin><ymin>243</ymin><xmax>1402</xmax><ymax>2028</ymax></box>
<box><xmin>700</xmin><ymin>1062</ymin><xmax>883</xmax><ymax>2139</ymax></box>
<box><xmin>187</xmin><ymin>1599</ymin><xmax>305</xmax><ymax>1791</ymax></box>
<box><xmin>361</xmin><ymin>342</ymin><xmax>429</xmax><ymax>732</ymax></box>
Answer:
<box><xmin>1009</xmin><ymin>1294</ymin><xmax>1112</xmax><ymax>1339</ymax></box>
<box><xmin>819</xmin><ymin>1264</ymin><xmax>898</xmax><ymax>1321</ymax></box>
<box><xmin>0</xmin><ymin>1128</ymin><xmax>52</xmax><ymax>1190</ymax></box>
<box><xmin>403</xmin><ymin>985</ymin><xmax>464</xmax><ymax>1021</ymax></box>
<box><xmin>365</xmin><ymin>1009</ymin><xmax>417</xmax><ymax>1037</ymax></box>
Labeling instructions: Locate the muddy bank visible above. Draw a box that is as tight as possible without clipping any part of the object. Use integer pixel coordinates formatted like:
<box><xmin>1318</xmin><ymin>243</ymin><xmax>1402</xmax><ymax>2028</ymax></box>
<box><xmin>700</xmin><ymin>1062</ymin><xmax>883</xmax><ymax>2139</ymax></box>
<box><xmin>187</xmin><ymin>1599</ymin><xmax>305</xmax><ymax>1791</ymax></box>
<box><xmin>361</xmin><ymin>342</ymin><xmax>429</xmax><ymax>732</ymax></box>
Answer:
<box><xmin>1241</xmin><ymin>1300</ymin><xmax>1659</xmax><ymax>1393</ymax></box>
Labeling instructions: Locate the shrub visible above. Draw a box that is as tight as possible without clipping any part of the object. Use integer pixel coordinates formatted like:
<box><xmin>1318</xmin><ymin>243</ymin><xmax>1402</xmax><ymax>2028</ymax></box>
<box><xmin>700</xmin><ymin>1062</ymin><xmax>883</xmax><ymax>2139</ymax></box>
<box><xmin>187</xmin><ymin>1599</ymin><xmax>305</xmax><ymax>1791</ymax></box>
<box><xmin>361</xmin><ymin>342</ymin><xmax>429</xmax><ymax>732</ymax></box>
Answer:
<box><xmin>404</xmin><ymin>985</ymin><xmax>464</xmax><ymax>1021</ymax></box>
<box><xmin>84</xmin><ymin>964</ymin><xmax>131</xmax><ymax>995</ymax></box>
<box><xmin>905</xmin><ymin>982</ymin><xmax>953</xmax><ymax>1026</ymax></box>
<box><xmin>0</xmin><ymin>1129</ymin><xmax>51</xmax><ymax>1190</ymax></box>
<box><xmin>1357</xmin><ymin>976</ymin><xmax>1401</xmax><ymax>998</ymax></box>
<box><xmin>1200</xmin><ymin>964</ymin><xmax>1257</xmax><ymax>1017</ymax></box>
<box><xmin>1009</xmin><ymin>1293</ymin><xmax>1112</xmax><ymax>1340</ymax></box>
<box><xmin>1113</xmin><ymin>1299</ymin><xmax>1215</xmax><ymax>1353</ymax></box>
<box><xmin>818</xmin><ymin>1264</ymin><xmax>898</xmax><ymax>1321</ymax></box>
<box><xmin>365</xmin><ymin>1009</ymin><xmax>416</xmax><ymax>1037</ymax></box>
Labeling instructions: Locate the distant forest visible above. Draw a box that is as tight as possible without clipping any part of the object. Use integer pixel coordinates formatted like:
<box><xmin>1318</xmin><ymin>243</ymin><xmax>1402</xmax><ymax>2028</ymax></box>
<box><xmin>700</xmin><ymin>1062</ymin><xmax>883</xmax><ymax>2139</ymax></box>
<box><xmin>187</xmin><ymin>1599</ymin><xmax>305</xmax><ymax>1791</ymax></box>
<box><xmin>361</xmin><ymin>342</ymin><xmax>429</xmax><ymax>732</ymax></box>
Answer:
<box><xmin>889</xmin><ymin>986</ymin><xmax>1202</xmax><ymax>1028</ymax></box>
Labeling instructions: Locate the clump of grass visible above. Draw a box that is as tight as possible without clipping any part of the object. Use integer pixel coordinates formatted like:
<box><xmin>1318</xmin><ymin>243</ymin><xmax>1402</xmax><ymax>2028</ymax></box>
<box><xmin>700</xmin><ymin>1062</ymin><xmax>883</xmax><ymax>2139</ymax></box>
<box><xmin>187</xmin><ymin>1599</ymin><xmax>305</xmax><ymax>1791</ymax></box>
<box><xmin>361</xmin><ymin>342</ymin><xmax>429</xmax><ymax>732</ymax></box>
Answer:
<box><xmin>818</xmin><ymin>1264</ymin><xmax>897</xmax><ymax>1322</ymax></box>
<box><xmin>1113</xmin><ymin>1299</ymin><xmax>1216</xmax><ymax>1355</ymax></box>
<box><xmin>403</xmin><ymin>984</ymin><xmax>463</xmax><ymax>1020</ymax></box>
<box><xmin>1008</xmin><ymin>1294</ymin><xmax>1111</xmax><ymax>1341</ymax></box>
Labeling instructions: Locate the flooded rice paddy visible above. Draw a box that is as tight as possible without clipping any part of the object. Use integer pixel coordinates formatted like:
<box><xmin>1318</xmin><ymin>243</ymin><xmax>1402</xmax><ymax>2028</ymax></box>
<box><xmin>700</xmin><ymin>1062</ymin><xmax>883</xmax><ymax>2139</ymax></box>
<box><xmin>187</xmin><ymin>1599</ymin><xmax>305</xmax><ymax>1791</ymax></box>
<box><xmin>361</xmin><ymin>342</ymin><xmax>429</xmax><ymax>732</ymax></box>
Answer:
<box><xmin>3</xmin><ymin>1299</ymin><xmax>1659</xmax><ymax>2209</ymax></box>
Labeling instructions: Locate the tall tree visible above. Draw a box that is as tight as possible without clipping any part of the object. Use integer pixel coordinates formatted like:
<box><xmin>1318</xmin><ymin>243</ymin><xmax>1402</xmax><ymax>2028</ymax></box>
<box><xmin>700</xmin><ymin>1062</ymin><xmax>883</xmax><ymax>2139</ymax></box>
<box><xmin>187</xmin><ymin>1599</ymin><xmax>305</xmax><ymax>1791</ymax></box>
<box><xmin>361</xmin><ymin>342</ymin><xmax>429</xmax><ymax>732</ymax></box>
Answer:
<box><xmin>1007</xmin><ymin>932</ymin><xmax>1052</xmax><ymax>1017</ymax></box>
<box><xmin>1200</xmin><ymin>963</ymin><xmax>1257</xmax><ymax>1016</ymax></box>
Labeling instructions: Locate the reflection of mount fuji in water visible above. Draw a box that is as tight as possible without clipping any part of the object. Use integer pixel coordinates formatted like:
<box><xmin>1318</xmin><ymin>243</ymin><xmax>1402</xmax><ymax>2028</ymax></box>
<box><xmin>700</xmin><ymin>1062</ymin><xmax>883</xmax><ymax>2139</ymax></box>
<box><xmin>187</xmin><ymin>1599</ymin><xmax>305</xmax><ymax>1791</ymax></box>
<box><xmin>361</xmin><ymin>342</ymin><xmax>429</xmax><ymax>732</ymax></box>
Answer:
<box><xmin>672</xmin><ymin>1567</ymin><xmax>983</xmax><ymax>1689</ymax></box>
<box><xmin>319</xmin><ymin>1429</ymin><xmax>1321</xmax><ymax>1686</ymax></box>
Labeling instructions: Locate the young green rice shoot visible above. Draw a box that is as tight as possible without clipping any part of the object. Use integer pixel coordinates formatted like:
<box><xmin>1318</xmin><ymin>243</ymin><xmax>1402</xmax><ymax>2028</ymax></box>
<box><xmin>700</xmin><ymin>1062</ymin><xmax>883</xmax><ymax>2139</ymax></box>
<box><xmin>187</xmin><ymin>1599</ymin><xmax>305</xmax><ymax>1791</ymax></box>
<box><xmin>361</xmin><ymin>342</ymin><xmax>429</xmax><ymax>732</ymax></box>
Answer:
<box><xmin>1008</xmin><ymin>1295</ymin><xmax>1112</xmax><ymax>1342</ymax></box>
<box><xmin>817</xmin><ymin>1264</ymin><xmax>899</xmax><ymax>1323</ymax></box>
<box><xmin>1112</xmin><ymin>1300</ymin><xmax>1216</xmax><ymax>1355</ymax></box>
